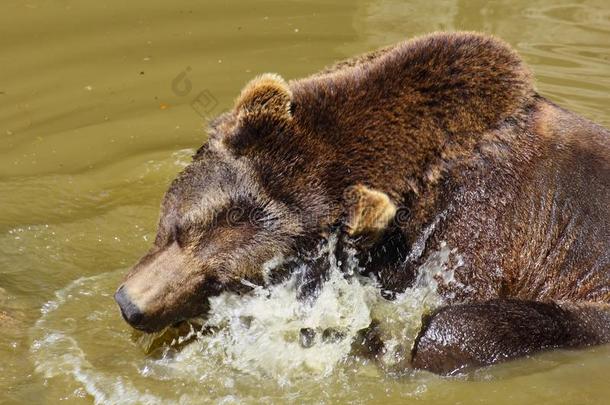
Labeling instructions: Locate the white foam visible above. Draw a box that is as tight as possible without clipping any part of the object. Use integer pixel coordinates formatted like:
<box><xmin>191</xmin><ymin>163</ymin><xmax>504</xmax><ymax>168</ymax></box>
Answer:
<box><xmin>30</xmin><ymin>235</ymin><xmax>462</xmax><ymax>401</ymax></box>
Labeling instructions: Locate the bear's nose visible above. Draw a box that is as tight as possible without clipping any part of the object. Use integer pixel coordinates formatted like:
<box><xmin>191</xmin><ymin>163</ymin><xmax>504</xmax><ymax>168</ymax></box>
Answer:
<box><xmin>114</xmin><ymin>285</ymin><xmax>144</xmax><ymax>327</ymax></box>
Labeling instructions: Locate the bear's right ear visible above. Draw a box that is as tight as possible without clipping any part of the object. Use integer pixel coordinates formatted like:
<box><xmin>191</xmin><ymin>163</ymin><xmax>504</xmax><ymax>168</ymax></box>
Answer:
<box><xmin>344</xmin><ymin>184</ymin><xmax>397</xmax><ymax>239</ymax></box>
<box><xmin>234</xmin><ymin>73</ymin><xmax>292</xmax><ymax>119</ymax></box>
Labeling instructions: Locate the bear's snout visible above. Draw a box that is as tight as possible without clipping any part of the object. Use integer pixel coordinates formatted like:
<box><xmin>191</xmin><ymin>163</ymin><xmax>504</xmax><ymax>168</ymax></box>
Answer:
<box><xmin>115</xmin><ymin>242</ymin><xmax>218</xmax><ymax>332</ymax></box>
<box><xmin>115</xmin><ymin>285</ymin><xmax>144</xmax><ymax>328</ymax></box>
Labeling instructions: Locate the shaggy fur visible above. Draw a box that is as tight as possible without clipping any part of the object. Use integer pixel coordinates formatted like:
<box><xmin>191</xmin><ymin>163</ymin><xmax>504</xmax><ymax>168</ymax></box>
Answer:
<box><xmin>116</xmin><ymin>32</ymin><xmax>609</xmax><ymax>374</ymax></box>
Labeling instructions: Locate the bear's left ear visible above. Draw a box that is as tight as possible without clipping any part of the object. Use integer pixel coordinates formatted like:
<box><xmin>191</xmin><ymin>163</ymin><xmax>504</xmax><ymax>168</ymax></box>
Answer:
<box><xmin>344</xmin><ymin>184</ymin><xmax>397</xmax><ymax>238</ymax></box>
<box><xmin>235</xmin><ymin>73</ymin><xmax>292</xmax><ymax>119</ymax></box>
<box><xmin>225</xmin><ymin>73</ymin><xmax>293</xmax><ymax>152</ymax></box>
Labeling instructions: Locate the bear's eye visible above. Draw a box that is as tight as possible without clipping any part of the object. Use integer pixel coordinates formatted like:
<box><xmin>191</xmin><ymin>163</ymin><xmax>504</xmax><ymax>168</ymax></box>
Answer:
<box><xmin>249</xmin><ymin>207</ymin><xmax>280</xmax><ymax>229</ymax></box>
<box><xmin>224</xmin><ymin>206</ymin><xmax>249</xmax><ymax>226</ymax></box>
<box><xmin>248</xmin><ymin>207</ymin><xmax>267</xmax><ymax>227</ymax></box>
<box><xmin>224</xmin><ymin>206</ymin><xmax>278</xmax><ymax>229</ymax></box>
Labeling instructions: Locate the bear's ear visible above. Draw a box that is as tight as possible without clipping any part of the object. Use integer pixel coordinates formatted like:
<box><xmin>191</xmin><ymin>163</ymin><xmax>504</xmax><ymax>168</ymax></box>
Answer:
<box><xmin>344</xmin><ymin>184</ymin><xmax>397</xmax><ymax>238</ymax></box>
<box><xmin>235</xmin><ymin>73</ymin><xmax>292</xmax><ymax>119</ymax></box>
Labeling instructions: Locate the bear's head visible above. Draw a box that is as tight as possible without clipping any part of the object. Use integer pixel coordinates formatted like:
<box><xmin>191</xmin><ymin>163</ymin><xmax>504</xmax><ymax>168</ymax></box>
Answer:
<box><xmin>115</xmin><ymin>74</ymin><xmax>398</xmax><ymax>332</ymax></box>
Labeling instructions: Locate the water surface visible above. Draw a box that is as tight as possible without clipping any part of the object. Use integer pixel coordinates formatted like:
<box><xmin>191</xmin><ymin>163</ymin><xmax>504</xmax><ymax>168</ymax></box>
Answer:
<box><xmin>1</xmin><ymin>0</ymin><xmax>609</xmax><ymax>404</ymax></box>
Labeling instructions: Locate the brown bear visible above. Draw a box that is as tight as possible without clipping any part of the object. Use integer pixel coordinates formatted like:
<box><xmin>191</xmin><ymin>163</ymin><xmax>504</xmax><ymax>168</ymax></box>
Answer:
<box><xmin>115</xmin><ymin>32</ymin><xmax>610</xmax><ymax>375</ymax></box>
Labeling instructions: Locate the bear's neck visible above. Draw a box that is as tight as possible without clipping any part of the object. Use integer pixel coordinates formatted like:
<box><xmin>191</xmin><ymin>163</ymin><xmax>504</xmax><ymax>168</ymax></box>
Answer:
<box><xmin>290</xmin><ymin>32</ymin><xmax>536</xmax><ymax>217</ymax></box>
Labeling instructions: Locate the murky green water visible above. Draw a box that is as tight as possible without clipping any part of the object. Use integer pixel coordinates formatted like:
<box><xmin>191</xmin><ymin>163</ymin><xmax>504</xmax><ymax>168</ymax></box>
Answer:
<box><xmin>1</xmin><ymin>0</ymin><xmax>609</xmax><ymax>404</ymax></box>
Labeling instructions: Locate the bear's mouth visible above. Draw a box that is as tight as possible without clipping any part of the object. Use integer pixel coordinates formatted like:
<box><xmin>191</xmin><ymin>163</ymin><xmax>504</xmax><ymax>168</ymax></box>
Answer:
<box><xmin>132</xmin><ymin>318</ymin><xmax>215</xmax><ymax>355</ymax></box>
<box><xmin>117</xmin><ymin>298</ymin><xmax>211</xmax><ymax>334</ymax></box>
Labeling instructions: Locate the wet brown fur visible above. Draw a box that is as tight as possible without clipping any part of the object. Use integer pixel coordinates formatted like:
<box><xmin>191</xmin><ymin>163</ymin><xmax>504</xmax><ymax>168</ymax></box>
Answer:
<box><xmin>117</xmin><ymin>32</ymin><xmax>609</xmax><ymax>373</ymax></box>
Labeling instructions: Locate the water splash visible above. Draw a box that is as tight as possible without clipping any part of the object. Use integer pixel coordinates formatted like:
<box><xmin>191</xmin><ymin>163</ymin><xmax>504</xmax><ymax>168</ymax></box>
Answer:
<box><xmin>30</xmin><ymin>235</ymin><xmax>462</xmax><ymax>402</ymax></box>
